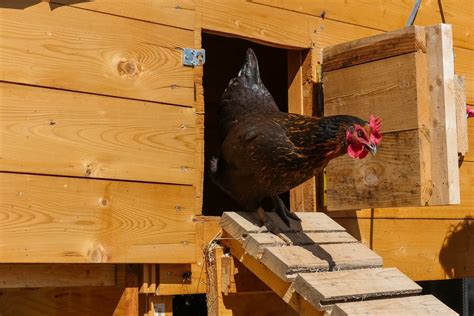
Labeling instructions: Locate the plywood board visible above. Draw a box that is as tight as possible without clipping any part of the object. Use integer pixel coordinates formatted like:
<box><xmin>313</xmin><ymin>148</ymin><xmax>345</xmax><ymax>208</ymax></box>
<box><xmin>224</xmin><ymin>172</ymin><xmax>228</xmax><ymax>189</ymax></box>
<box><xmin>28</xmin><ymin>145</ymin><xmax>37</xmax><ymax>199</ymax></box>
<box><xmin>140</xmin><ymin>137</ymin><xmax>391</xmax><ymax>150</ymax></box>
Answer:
<box><xmin>323</xmin><ymin>26</ymin><xmax>426</xmax><ymax>71</ymax></box>
<box><xmin>0</xmin><ymin>83</ymin><xmax>196</xmax><ymax>185</ymax></box>
<box><xmin>0</xmin><ymin>2</ymin><xmax>194</xmax><ymax>106</ymax></box>
<box><xmin>0</xmin><ymin>264</ymin><xmax>115</xmax><ymax>288</ymax></box>
<box><xmin>330</xmin><ymin>295</ymin><xmax>457</xmax><ymax>316</ymax></box>
<box><xmin>54</xmin><ymin>0</ymin><xmax>195</xmax><ymax>30</ymax></box>
<box><xmin>294</xmin><ymin>268</ymin><xmax>421</xmax><ymax>310</ymax></box>
<box><xmin>261</xmin><ymin>243</ymin><xmax>382</xmax><ymax>281</ymax></box>
<box><xmin>252</xmin><ymin>0</ymin><xmax>474</xmax><ymax>50</ymax></box>
<box><xmin>0</xmin><ymin>173</ymin><xmax>196</xmax><ymax>263</ymax></box>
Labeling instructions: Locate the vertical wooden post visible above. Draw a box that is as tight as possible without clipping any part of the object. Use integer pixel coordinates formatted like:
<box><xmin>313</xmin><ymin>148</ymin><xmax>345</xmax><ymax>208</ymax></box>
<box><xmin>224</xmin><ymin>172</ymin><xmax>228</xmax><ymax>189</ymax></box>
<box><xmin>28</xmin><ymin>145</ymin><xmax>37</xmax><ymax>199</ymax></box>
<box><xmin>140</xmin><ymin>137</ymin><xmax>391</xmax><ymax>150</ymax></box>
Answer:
<box><xmin>288</xmin><ymin>50</ymin><xmax>317</xmax><ymax>212</ymax></box>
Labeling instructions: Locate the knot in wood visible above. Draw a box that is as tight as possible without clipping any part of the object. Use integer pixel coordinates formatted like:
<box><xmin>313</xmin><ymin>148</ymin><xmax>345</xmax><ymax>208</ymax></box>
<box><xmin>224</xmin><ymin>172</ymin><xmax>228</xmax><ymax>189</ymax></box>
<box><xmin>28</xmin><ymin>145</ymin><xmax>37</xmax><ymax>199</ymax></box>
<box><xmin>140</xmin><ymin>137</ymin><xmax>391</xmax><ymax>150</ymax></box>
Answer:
<box><xmin>117</xmin><ymin>60</ymin><xmax>141</xmax><ymax>78</ymax></box>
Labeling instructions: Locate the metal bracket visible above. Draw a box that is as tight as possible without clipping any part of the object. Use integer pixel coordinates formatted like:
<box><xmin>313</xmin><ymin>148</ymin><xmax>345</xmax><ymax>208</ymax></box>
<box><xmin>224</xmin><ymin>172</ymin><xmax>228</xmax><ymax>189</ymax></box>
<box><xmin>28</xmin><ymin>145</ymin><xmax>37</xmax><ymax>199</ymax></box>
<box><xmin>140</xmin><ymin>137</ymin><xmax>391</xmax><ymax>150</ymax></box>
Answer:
<box><xmin>183</xmin><ymin>48</ymin><xmax>206</xmax><ymax>67</ymax></box>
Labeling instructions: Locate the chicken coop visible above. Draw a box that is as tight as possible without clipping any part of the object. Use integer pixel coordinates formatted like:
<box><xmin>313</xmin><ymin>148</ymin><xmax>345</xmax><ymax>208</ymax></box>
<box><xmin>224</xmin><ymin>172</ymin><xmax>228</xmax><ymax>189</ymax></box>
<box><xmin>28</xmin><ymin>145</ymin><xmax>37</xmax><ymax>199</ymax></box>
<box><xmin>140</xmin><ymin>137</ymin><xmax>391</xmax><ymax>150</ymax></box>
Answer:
<box><xmin>0</xmin><ymin>0</ymin><xmax>473</xmax><ymax>315</ymax></box>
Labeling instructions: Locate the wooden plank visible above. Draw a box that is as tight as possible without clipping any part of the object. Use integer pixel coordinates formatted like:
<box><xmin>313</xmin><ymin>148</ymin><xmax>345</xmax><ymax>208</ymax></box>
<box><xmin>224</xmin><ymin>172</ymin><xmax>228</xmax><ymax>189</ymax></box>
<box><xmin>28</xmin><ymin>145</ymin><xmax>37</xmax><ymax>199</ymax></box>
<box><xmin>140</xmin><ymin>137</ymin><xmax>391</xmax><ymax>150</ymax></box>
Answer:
<box><xmin>324</xmin><ymin>52</ymin><xmax>424</xmax><ymax>133</ymax></box>
<box><xmin>220</xmin><ymin>212</ymin><xmax>346</xmax><ymax>240</ymax></box>
<box><xmin>281</xmin><ymin>231</ymin><xmax>357</xmax><ymax>245</ymax></box>
<box><xmin>252</xmin><ymin>0</ymin><xmax>474</xmax><ymax>51</ymax></box>
<box><xmin>260</xmin><ymin>243</ymin><xmax>382</xmax><ymax>281</ymax></box>
<box><xmin>335</xmin><ymin>216</ymin><xmax>474</xmax><ymax>281</ymax></box>
<box><xmin>330</xmin><ymin>295</ymin><xmax>458</xmax><ymax>316</ymax></box>
<box><xmin>466</xmin><ymin>119</ymin><xmax>474</xmax><ymax>161</ymax></box>
<box><xmin>0</xmin><ymin>83</ymin><xmax>196</xmax><ymax>185</ymax></box>
<box><xmin>294</xmin><ymin>268</ymin><xmax>421</xmax><ymax>310</ymax></box>
<box><xmin>288</xmin><ymin>50</ymin><xmax>318</xmax><ymax>212</ymax></box>
<box><xmin>323</xmin><ymin>26</ymin><xmax>426</xmax><ymax>72</ymax></box>
<box><xmin>456</xmin><ymin>75</ymin><xmax>469</xmax><ymax>155</ymax></box>
<box><xmin>326</xmin><ymin>130</ymin><xmax>427</xmax><ymax>210</ymax></box>
<box><xmin>200</xmin><ymin>0</ymin><xmax>316</xmax><ymax>49</ymax></box>
<box><xmin>0</xmin><ymin>2</ymin><xmax>194</xmax><ymax>106</ymax></box>
<box><xmin>54</xmin><ymin>0</ymin><xmax>195</xmax><ymax>30</ymax></box>
<box><xmin>221</xmin><ymin>237</ymin><xmax>324</xmax><ymax>315</ymax></box>
<box><xmin>0</xmin><ymin>285</ymin><xmax>138</xmax><ymax>316</ymax></box>
<box><xmin>243</xmin><ymin>233</ymin><xmax>287</xmax><ymax>259</ymax></box>
<box><xmin>330</xmin><ymin>160</ymin><xmax>474</xmax><ymax>219</ymax></box>
<box><xmin>0</xmin><ymin>173</ymin><xmax>196</xmax><ymax>263</ymax></box>
<box><xmin>0</xmin><ymin>264</ymin><xmax>115</xmax><ymax>288</ymax></box>
<box><xmin>157</xmin><ymin>217</ymin><xmax>221</xmax><ymax>295</ymax></box>
<box><xmin>425</xmin><ymin>24</ymin><xmax>460</xmax><ymax>205</ymax></box>
<box><xmin>310</xmin><ymin>18</ymin><xmax>474</xmax><ymax>105</ymax></box>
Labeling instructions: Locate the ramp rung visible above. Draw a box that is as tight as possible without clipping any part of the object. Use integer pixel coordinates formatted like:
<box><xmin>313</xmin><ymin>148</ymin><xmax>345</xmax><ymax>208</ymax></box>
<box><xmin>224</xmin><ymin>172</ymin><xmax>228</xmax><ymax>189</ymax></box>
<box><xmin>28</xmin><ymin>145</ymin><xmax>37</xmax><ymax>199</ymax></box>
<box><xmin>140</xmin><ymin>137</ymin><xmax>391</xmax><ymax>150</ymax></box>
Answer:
<box><xmin>294</xmin><ymin>268</ymin><xmax>421</xmax><ymax>310</ymax></box>
<box><xmin>261</xmin><ymin>244</ymin><xmax>383</xmax><ymax>281</ymax></box>
<box><xmin>329</xmin><ymin>295</ymin><xmax>458</xmax><ymax>315</ymax></box>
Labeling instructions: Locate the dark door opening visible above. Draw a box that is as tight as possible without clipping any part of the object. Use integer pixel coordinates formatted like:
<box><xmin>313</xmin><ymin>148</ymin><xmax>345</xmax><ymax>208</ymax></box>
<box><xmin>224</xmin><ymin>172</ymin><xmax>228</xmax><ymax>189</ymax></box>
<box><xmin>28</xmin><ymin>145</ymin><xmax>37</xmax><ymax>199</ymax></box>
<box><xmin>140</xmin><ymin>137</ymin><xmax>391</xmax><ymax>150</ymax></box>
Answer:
<box><xmin>202</xmin><ymin>33</ymin><xmax>290</xmax><ymax>216</ymax></box>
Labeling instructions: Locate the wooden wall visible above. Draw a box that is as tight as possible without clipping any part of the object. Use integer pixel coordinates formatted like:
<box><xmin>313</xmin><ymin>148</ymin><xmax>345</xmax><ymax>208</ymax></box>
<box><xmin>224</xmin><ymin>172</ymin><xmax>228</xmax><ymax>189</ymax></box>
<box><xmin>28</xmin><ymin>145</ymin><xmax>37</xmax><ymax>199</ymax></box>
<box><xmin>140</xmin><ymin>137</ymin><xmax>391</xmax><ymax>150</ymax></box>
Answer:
<box><xmin>0</xmin><ymin>0</ymin><xmax>201</xmax><ymax>264</ymax></box>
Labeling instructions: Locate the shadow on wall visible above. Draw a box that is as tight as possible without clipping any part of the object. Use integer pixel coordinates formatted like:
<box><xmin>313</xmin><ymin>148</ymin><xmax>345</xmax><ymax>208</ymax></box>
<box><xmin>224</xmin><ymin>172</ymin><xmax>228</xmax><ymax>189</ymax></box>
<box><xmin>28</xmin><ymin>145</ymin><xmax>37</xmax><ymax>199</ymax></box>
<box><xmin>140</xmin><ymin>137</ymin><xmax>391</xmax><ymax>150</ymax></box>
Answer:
<box><xmin>439</xmin><ymin>216</ymin><xmax>474</xmax><ymax>278</ymax></box>
<box><xmin>0</xmin><ymin>0</ymin><xmax>92</xmax><ymax>10</ymax></box>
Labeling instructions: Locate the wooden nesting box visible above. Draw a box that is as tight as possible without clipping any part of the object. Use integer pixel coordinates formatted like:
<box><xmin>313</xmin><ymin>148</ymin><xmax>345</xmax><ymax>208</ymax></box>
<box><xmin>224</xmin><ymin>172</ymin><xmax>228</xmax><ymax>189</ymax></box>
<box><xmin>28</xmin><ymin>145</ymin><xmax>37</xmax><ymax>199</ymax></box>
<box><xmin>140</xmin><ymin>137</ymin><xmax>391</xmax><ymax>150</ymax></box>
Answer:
<box><xmin>324</xmin><ymin>25</ymin><xmax>462</xmax><ymax>210</ymax></box>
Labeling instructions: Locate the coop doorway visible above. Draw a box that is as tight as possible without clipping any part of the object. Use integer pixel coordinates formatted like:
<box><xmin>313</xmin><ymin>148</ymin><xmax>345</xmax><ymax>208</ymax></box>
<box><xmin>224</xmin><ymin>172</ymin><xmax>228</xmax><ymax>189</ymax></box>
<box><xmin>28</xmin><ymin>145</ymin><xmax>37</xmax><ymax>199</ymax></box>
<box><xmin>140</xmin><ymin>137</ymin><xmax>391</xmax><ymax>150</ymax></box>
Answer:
<box><xmin>201</xmin><ymin>33</ymin><xmax>296</xmax><ymax>216</ymax></box>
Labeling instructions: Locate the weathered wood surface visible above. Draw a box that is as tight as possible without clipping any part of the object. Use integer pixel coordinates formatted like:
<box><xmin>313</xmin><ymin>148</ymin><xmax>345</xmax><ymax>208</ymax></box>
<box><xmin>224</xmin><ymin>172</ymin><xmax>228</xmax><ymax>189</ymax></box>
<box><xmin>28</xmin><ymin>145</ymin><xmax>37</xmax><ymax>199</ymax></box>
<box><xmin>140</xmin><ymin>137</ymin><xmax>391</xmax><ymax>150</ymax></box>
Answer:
<box><xmin>294</xmin><ymin>268</ymin><xmax>421</xmax><ymax>310</ymax></box>
<box><xmin>252</xmin><ymin>0</ymin><xmax>473</xmax><ymax>51</ymax></box>
<box><xmin>326</xmin><ymin>130</ymin><xmax>428</xmax><ymax>210</ymax></box>
<box><xmin>0</xmin><ymin>82</ymin><xmax>196</xmax><ymax>185</ymax></box>
<box><xmin>54</xmin><ymin>0</ymin><xmax>195</xmax><ymax>30</ymax></box>
<box><xmin>329</xmin><ymin>295</ymin><xmax>458</xmax><ymax>316</ymax></box>
<box><xmin>0</xmin><ymin>173</ymin><xmax>196</xmax><ymax>263</ymax></box>
<box><xmin>261</xmin><ymin>244</ymin><xmax>382</xmax><ymax>281</ymax></box>
<box><xmin>455</xmin><ymin>75</ymin><xmax>469</xmax><ymax>155</ymax></box>
<box><xmin>220</xmin><ymin>212</ymin><xmax>346</xmax><ymax>240</ymax></box>
<box><xmin>323</xmin><ymin>26</ymin><xmax>426</xmax><ymax>72</ymax></box>
<box><xmin>0</xmin><ymin>2</ymin><xmax>194</xmax><ymax>106</ymax></box>
<box><xmin>0</xmin><ymin>264</ymin><xmax>115</xmax><ymax>288</ymax></box>
<box><xmin>425</xmin><ymin>24</ymin><xmax>460</xmax><ymax>205</ymax></box>
<box><xmin>324</xmin><ymin>53</ymin><xmax>424</xmax><ymax>133</ymax></box>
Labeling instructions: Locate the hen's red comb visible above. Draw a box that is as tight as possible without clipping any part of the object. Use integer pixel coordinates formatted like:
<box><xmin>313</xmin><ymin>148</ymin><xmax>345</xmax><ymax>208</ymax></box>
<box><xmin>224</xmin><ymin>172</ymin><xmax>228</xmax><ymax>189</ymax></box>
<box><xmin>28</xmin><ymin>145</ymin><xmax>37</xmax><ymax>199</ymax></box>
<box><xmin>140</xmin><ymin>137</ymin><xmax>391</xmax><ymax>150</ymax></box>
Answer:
<box><xmin>369</xmin><ymin>114</ymin><xmax>382</xmax><ymax>134</ymax></box>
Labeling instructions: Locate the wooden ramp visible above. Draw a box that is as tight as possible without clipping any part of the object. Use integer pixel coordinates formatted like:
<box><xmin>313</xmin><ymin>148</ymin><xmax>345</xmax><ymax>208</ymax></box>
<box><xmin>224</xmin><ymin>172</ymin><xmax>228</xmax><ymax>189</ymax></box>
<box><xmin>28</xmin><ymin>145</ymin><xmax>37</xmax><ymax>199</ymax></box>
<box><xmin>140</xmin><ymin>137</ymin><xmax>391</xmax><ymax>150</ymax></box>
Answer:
<box><xmin>219</xmin><ymin>212</ymin><xmax>457</xmax><ymax>315</ymax></box>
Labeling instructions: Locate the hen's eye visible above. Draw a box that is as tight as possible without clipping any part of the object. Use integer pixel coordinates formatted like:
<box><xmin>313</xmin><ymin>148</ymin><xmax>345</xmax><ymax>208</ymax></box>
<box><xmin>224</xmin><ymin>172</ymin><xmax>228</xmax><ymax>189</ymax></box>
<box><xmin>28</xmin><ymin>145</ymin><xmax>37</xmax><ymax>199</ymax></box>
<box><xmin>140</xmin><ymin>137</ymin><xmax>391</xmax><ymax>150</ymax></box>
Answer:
<box><xmin>357</xmin><ymin>130</ymin><xmax>364</xmax><ymax>137</ymax></box>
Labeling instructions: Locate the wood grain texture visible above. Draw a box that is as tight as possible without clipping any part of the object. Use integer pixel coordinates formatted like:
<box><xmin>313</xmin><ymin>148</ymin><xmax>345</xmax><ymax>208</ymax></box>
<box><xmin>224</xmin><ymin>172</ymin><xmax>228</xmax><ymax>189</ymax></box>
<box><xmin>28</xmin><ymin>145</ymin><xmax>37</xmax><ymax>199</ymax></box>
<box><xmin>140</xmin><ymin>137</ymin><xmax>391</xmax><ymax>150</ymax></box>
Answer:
<box><xmin>326</xmin><ymin>130</ymin><xmax>426</xmax><ymax>210</ymax></box>
<box><xmin>221</xmin><ymin>238</ymin><xmax>324</xmax><ymax>315</ymax></box>
<box><xmin>311</xmin><ymin>18</ymin><xmax>474</xmax><ymax>104</ymax></box>
<box><xmin>0</xmin><ymin>285</ymin><xmax>137</xmax><ymax>316</ymax></box>
<box><xmin>252</xmin><ymin>0</ymin><xmax>474</xmax><ymax>50</ymax></box>
<box><xmin>330</xmin><ymin>161</ymin><xmax>474</xmax><ymax>219</ymax></box>
<box><xmin>0</xmin><ymin>264</ymin><xmax>115</xmax><ymax>288</ymax></box>
<box><xmin>324</xmin><ymin>53</ymin><xmax>423</xmax><ymax>133</ymax></box>
<box><xmin>0</xmin><ymin>173</ymin><xmax>196</xmax><ymax>263</ymax></box>
<box><xmin>0</xmin><ymin>2</ymin><xmax>194</xmax><ymax>106</ymax></box>
<box><xmin>330</xmin><ymin>295</ymin><xmax>458</xmax><ymax>316</ymax></box>
<box><xmin>466</xmin><ymin>119</ymin><xmax>474</xmax><ymax>161</ymax></box>
<box><xmin>455</xmin><ymin>75</ymin><xmax>469</xmax><ymax>155</ymax></box>
<box><xmin>335</xmin><ymin>215</ymin><xmax>474</xmax><ymax>281</ymax></box>
<box><xmin>260</xmin><ymin>243</ymin><xmax>382</xmax><ymax>281</ymax></box>
<box><xmin>294</xmin><ymin>268</ymin><xmax>421</xmax><ymax>310</ymax></box>
<box><xmin>425</xmin><ymin>24</ymin><xmax>460</xmax><ymax>205</ymax></box>
<box><xmin>200</xmin><ymin>0</ymin><xmax>316</xmax><ymax>48</ymax></box>
<box><xmin>0</xmin><ymin>82</ymin><xmax>196</xmax><ymax>185</ymax></box>
<box><xmin>54</xmin><ymin>0</ymin><xmax>195</xmax><ymax>30</ymax></box>
<box><xmin>323</xmin><ymin>26</ymin><xmax>426</xmax><ymax>72</ymax></box>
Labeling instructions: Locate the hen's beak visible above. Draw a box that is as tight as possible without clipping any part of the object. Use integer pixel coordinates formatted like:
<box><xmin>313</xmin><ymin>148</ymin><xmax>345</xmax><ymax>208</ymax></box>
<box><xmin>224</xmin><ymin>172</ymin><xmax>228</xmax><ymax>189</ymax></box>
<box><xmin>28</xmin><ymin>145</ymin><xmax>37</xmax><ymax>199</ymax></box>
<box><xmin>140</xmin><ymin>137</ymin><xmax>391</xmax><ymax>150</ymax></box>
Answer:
<box><xmin>367</xmin><ymin>143</ymin><xmax>377</xmax><ymax>156</ymax></box>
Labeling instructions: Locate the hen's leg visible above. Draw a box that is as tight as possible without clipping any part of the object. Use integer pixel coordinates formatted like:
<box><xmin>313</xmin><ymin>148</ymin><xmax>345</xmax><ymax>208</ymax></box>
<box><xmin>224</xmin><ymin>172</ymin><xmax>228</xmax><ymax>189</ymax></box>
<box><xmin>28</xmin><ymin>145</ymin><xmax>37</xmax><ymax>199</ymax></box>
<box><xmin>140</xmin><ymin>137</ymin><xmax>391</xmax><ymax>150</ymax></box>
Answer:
<box><xmin>271</xmin><ymin>195</ymin><xmax>300</xmax><ymax>227</ymax></box>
